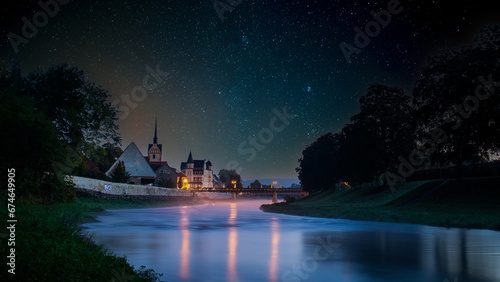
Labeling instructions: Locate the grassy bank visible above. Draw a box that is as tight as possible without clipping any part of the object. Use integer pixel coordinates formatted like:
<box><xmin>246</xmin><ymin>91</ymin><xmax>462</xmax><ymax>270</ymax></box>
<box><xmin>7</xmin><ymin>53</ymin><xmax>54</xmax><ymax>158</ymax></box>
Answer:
<box><xmin>261</xmin><ymin>177</ymin><xmax>500</xmax><ymax>231</ymax></box>
<box><xmin>1</xmin><ymin>192</ymin><xmax>199</xmax><ymax>281</ymax></box>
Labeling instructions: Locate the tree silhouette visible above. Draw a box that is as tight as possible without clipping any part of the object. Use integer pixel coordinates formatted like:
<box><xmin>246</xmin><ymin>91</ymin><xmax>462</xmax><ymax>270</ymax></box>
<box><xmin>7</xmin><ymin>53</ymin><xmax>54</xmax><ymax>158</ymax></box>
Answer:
<box><xmin>110</xmin><ymin>161</ymin><xmax>130</xmax><ymax>183</ymax></box>
<box><xmin>250</xmin><ymin>179</ymin><xmax>262</xmax><ymax>188</ymax></box>
<box><xmin>340</xmin><ymin>84</ymin><xmax>414</xmax><ymax>184</ymax></box>
<box><xmin>24</xmin><ymin>64</ymin><xmax>121</xmax><ymax>147</ymax></box>
<box><xmin>218</xmin><ymin>169</ymin><xmax>243</xmax><ymax>188</ymax></box>
<box><xmin>412</xmin><ymin>25</ymin><xmax>500</xmax><ymax>177</ymax></box>
<box><xmin>0</xmin><ymin>63</ymin><xmax>121</xmax><ymax>202</ymax></box>
<box><xmin>296</xmin><ymin>132</ymin><xmax>341</xmax><ymax>192</ymax></box>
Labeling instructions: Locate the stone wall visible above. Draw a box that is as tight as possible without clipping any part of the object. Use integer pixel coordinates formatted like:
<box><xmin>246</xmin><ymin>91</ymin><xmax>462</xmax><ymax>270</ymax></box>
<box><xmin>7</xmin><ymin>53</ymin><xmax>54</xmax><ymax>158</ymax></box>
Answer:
<box><xmin>70</xmin><ymin>176</ymin><xmax>192</xmax><ymax>197</ymax></box>
<box><xmin>195</xmin><ymin>192</ymin><xmax>233</xmax><ymax>200</ymax></box>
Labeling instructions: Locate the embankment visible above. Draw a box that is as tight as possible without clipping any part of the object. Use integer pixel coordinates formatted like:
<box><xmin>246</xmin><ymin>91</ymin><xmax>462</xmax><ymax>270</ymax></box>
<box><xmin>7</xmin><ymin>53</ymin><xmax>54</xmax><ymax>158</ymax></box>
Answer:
<box><xmin>261</xmin><ymin>177</ymin><xmax>500</xmax><ymax>230</ymax></box>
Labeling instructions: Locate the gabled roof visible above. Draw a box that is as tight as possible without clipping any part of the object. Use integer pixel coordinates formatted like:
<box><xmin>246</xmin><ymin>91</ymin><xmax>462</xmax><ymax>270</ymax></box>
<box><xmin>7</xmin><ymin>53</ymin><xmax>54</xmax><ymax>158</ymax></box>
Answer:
<box><xmin>106</xmin><ymin>142</ymin><xmax>156</xmax><ymax>178</ymax></box>
<box><xmin>150</xmin><ymin>162</ymin><xmax>171</xmax><ymax>172</ymax></box>
<box><xmin>180</xmin><ymin>159</ymin><xmax>207</xmax><ymax>170</ymax></box>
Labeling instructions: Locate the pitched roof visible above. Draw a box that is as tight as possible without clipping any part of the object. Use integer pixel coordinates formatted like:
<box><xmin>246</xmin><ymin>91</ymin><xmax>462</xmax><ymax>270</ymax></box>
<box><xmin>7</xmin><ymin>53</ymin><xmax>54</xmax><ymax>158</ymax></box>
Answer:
<box><xmin>180</xmin><ymin>159</ymin><xmax>207</xmax><ymax>170</ymax></box>
<box><xmin>149</xmin><ymin>161</ymin><xmax>169</xmax><ymax>172</ymax></box>
<box><xmin>106</xmin><ymin>142</ymin><xmax>156</xmax><ymax>178</ymax></box>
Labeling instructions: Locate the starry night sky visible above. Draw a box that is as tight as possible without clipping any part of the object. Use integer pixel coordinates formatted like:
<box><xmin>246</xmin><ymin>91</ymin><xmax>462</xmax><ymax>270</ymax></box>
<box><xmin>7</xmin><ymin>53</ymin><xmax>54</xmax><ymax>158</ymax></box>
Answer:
<box><xmin>1</xmin><ymin>1</ymin><xmax>499</xmax><ymax>180</ymax></box>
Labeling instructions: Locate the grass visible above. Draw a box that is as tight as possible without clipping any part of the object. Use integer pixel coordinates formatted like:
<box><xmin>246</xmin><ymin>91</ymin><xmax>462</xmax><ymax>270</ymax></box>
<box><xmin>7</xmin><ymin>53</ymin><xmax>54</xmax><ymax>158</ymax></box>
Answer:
<box><xmin>0</xmin><ymin>192</ymin><xmax>199</xmax><ymax>281</ymax></box>
<box><xmin>76</xmin><ymin>192</ymin><xmax>198</xmax><ymax>214</ymax></box>
<box><xmin>261</xmin><ymin>177</ymin><xmax>500</xmax><ymax>230</ymax></box>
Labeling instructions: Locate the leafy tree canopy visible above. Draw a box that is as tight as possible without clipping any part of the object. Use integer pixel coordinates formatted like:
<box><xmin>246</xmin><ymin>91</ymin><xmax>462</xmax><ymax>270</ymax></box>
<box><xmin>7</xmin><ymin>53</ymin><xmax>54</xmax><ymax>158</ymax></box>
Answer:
<box><xmin>0</xmin><ymin>63</ymin><xmax>121</xmax><ymax>202</ymax></box>
<box><xmin>218</xmin><ymin>169</ymin><xmax>243</xmax><ymax>188</ymax></box>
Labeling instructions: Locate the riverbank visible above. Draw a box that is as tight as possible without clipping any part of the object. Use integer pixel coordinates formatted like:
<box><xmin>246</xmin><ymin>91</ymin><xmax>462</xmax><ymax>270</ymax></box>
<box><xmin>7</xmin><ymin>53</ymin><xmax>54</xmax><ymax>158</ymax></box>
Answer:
<box><xmin>1</xmin><ymin>190</ymin><xmax>200</xmax><ymax>281</ymax></box>
<box><xmin>261</xmin><ymin>177</ymin><xmax>500</xmax><ymax>231</ymax></box>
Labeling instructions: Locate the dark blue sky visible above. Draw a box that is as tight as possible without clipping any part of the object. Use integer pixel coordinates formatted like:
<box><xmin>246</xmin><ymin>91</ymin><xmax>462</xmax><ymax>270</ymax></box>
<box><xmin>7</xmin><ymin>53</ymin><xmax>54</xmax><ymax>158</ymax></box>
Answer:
<box><xmin>1</xmin><ymin>0</ymin><xmax>498</xmax><ymax>180</ymax></box>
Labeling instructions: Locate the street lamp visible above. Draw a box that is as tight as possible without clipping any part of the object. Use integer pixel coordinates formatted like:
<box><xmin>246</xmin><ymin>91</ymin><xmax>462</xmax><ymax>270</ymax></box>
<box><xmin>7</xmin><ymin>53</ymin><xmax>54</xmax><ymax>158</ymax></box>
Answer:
<box><xmin>231</xmin><ymin>180</ymin><xmax>237</xmax><ymax>189</ymax></box>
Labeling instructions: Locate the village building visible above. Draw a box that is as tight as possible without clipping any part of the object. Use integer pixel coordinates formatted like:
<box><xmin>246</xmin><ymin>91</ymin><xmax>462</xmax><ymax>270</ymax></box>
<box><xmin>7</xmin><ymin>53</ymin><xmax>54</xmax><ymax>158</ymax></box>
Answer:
<box><xmin>144</xmin><ymin>118</ymin><xmax>182</xmax><ymax>187</ymax></box>
<box><xmin>105</xmin><ymin>142</ymin><xmax>156</xmax><ymax>185</ymax></box>
<box><xmin>180</xmin><ymin>152</ymin><xmax>214</xmax><ymax>189</ymax></box>
<box><xmin>107</xmin><ymin>119</ymin><xmax>213</xmax><ymax>188</ymax></box>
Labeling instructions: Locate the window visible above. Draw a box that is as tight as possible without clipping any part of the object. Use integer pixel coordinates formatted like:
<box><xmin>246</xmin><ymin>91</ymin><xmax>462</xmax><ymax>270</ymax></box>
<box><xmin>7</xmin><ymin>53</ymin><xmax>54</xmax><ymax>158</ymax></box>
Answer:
<box><xmin>152</xmin><ymin>155</ymin><xmax>156</xmax><ymax>159</ymax></box>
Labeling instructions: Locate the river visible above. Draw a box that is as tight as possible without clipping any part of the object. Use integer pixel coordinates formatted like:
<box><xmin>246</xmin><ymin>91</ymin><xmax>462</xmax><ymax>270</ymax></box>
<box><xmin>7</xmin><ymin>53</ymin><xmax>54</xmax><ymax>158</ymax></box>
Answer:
<box><xmin>82</xmin><ymin>200</ymin><xmax>500</xmax><ymax>282</ymax></box>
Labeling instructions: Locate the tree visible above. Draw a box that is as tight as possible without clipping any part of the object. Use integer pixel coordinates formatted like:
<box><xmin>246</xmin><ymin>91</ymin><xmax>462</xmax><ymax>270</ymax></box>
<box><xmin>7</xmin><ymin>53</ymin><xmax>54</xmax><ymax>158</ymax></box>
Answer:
<box><xmin>24</xmin><ymin>64</ymin><xmax>120</xmax><ymax>147</ymax></box>
<box><xmin>218</xmin><ymin>169</ymin><xmax>243</xmax><ymax>188</ymax></box>
<box><xmin>249</xmin><ymin>179</ymin><xmax>262</xmax><ymax>188</ymax></box>
<box><xmin>296</xmin><ymin>84</ymin><xmax>414</xmax><ymax>189</ymax></box>
<box><xmin>0</xmin><ymin>63</ymin><xmax>121</xmax><ymax>202</ymax></box>
<box><xmin>110</xmin><ymin>161</ymin><xmax>130</xmax><ymax>183</ymax></box>
<box><xmin>296</xmin><ymin>133</ymin><xmax>341</xmax><ymax>192</ymax></box>
<box><xmin>0</xmin><ymin>64</ymin><xmax>74</xmax><ymax>202</ymax></box>
<box><xmin>339</xmin><ymin>84</ymin><xmax>414</xmax><ymax>184</ymax></box>
<box><xmin>412</xmin><ymin>25</ymin><xmax>500</xmax><ymax>178</ymax></box>
<box><xmin>88</xmin><ymin>143</ymin><xmax>123</xmax><ymax>173</ymax></box>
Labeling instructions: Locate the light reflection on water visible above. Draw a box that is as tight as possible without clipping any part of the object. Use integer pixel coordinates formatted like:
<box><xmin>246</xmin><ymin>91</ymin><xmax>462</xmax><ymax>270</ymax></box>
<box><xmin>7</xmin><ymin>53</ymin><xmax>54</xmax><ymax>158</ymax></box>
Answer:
<box><xmin>269</xmin><ymin>218</ymin><xmax>280</xmax><ymax>282</ymax></box>
<box><xmin>82</xmin><ymin>200</ymin><xmax>500</xmax><ymax>282</ymax></box>
<box><xmin>227</xmin><ymin>203</ymin><xmax>238</xmax><ymax>282</ymax></box>
<box><xmin>179</xmin><ymin>206</ymin><xmax>190</xmax><ymax>280</ymax></box>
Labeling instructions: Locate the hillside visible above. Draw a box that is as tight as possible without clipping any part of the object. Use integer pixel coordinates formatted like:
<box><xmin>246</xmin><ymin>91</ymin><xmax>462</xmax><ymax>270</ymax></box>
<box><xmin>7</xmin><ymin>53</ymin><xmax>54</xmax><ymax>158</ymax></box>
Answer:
<box><xmin>261</xmin><ymin>177</ymin><xmax>500</xmax><ymax>230</ymax></box>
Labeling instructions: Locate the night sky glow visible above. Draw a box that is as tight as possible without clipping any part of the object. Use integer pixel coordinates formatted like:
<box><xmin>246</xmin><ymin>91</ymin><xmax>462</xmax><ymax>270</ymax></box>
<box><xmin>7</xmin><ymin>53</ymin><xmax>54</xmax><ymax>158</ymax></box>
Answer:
<box><xmin>1</xmin><ymin>1</ymin><xmax>499</xmax><ymax>180</ymax></box>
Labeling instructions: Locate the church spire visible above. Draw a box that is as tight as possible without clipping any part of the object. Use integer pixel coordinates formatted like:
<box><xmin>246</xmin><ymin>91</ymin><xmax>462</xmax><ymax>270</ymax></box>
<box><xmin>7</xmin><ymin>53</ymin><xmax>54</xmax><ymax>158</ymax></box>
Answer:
<box><xmin>153</xmin><ymin>117</ymin><xmax>158</xmax><ymax>144</ymax></box>
<box><xmin>187</xmin><ymin>151</ymin><xmax>193</xmax><ymax>163</ymax></box>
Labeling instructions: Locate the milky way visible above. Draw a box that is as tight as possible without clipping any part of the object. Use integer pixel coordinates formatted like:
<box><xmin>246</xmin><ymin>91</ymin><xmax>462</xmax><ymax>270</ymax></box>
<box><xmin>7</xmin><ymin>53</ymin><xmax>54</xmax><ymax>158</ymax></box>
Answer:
<box><xmin>1</xmin><ymin>0</ymin><xmax>498</xmax><ymax>180</ymax></box>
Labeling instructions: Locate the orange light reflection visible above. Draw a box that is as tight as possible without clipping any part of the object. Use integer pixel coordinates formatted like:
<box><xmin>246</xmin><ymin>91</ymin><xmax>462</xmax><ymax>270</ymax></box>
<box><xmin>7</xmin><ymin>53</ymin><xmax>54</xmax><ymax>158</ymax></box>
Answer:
<box><xmin>269</xmin><ymin>218</ymin><xmax>280</xmax><ymax>282</ymax></box>
<box><xmin>179</xmin><ymin>206</ymin><xmax>190</xmax><ymax>279</ymax></box>
<box><xmin>227</xmin><ymin>203</ymin><xmax>239</xmax><ymax>282</ymax></box>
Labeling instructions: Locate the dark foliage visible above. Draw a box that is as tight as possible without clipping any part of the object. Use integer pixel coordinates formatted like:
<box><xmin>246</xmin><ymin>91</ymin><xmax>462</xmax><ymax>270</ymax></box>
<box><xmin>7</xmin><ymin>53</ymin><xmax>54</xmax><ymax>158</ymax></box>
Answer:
<box><xmin>218</xmin><ymin>169</ymin><xmax>243</xmax><ymax>188</ymax></box>
<box><xmin>109</xmin><ymin>161</ymin><xmax>130</xmax><ymax>183</ymax></box>
<box><xmin>296</xmin><ymin>25</ymin><xmax>500</xmax><ymax>190</ymax></box>
<box><xmin>0</xmin><ymin>63</ymin><xmax>120</xmax><ymax>202</ymax></box>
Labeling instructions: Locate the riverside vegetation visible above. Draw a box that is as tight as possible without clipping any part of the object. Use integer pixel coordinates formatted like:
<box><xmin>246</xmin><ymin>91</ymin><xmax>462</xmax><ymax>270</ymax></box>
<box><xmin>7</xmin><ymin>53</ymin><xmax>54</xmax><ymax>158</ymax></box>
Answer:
<box><xmin>261</xmin><ymin>177</ymin><xmax>500</xmax><ymax>231</ymax></box>
<box><xmin>0</xmin><ymin>190</ymin><xmax>200</xmax><ymax>281</ymax></box>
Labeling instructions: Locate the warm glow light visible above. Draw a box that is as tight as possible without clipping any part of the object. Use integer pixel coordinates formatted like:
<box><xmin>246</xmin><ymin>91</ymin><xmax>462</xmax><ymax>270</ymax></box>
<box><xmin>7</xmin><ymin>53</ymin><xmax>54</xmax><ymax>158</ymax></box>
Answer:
<box><xmin>269</xmin><ymin>218</ymin><xmax>280</xmax><ymax>282</ymax></box>
<box><xmin>179</xmin><ymin>206</ymin><xmax>190</xmax><ymax>279</ymax></box>
<box><xmin>180</xmin><ymin>178</ymin><xmax>190</xmax><ymax>190</ymax></box>
<box><xmin>227</xmin><ymin>203</ymin><xmax>238</xmax><ymax>281</ymax></box>
<box><xmin>229</xmin><ymin>203</ymin><xmax>237</xmax><ymax>224</ymax></box>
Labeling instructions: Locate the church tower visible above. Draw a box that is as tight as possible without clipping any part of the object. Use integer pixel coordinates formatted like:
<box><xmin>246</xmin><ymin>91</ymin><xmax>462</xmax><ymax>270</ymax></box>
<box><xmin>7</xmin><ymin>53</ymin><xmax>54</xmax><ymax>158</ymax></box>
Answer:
<box><xmin>148</xmin><ymin>118</ymin><xmax>163</xmax><ymax>162</ymax></box>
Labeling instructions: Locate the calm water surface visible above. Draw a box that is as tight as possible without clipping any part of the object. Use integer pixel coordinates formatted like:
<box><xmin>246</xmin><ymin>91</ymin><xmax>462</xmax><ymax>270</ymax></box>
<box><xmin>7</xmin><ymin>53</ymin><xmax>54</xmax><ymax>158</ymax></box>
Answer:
<box><xmin>82</xmin><ymin>200</ymin><xmax>500</xmax><ymax>282</ymax></box>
